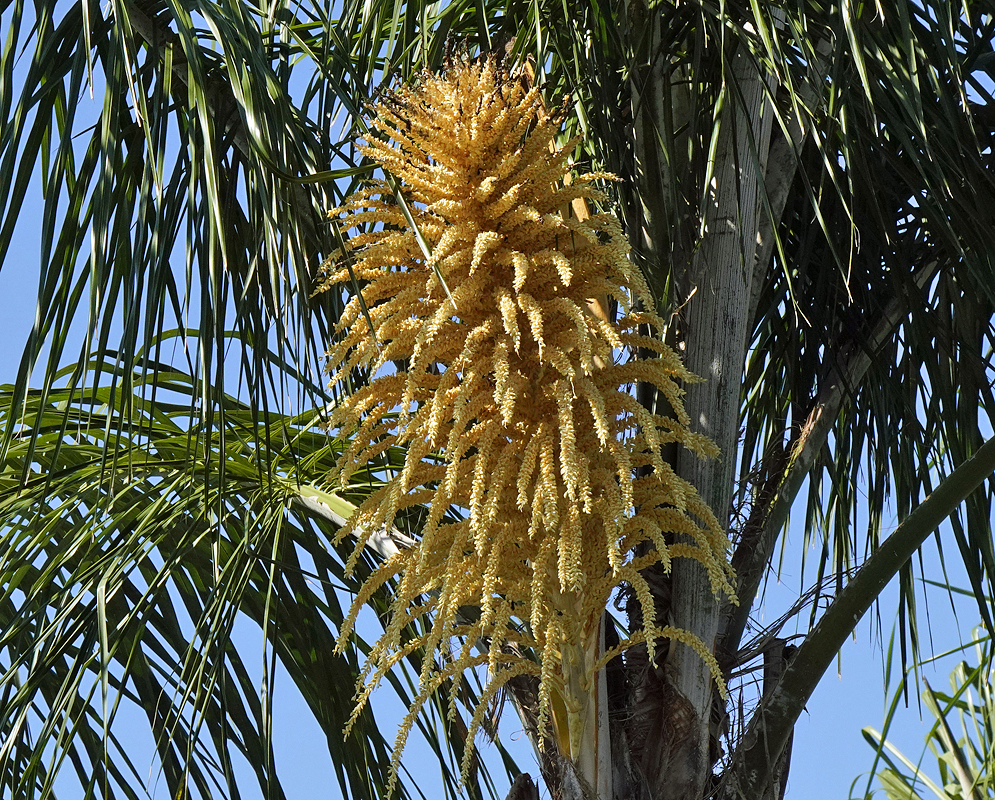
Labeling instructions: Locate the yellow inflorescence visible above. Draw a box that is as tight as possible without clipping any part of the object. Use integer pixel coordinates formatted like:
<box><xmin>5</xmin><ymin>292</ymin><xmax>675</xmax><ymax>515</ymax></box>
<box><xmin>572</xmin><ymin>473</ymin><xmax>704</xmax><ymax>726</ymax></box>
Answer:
<box><xmin>319</xmin><ymin>55</ymin><xmax>736</xmax><ymax>789</ymax></box>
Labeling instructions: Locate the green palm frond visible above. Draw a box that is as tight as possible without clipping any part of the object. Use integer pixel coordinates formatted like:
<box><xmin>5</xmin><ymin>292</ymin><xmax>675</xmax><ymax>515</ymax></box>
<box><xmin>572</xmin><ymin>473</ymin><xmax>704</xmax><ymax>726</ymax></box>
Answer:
<box><xmin>0</xmin><ymin>349</ymin><xmax>512</xmax><ymax>799</ymax></box>
<box><xmin>858</xmin><ymin>633</ymin><xmax>995</xmax><ymax>800</ymax></box>
<box><xmin>3</xmin><ymin>0</ymin><xmax>995</xmax><ymax>797</ymax></box>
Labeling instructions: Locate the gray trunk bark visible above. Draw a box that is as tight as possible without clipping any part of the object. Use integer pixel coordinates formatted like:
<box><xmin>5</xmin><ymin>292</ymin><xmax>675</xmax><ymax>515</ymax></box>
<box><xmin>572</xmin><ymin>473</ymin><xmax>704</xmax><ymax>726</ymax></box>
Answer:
<box><xmin>663</xmin><ymin>42</ymin><xmax>773</xmax><ymax>800</ymax></box>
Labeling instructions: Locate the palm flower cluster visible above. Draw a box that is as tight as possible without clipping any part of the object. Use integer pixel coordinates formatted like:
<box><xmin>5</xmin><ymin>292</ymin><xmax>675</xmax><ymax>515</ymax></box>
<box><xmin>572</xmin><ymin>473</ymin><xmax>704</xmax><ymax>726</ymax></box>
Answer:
<box><xmin>320</xmin><ymin>55</ymin><xmax>736</xmax><ymax>784</ymax></box>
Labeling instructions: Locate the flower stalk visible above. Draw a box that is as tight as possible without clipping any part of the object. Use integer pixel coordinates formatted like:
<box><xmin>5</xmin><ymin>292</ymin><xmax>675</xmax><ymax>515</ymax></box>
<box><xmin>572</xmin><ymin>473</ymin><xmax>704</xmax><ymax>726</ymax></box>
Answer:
<box><xmin>319</xmin><ymin>54</ymin><xmax>736</xmax><ymax>794</ymax></box>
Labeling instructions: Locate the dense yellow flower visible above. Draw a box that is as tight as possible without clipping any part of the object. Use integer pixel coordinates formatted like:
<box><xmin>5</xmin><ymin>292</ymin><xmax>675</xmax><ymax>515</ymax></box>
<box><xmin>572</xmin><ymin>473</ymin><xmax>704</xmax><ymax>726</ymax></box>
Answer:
<box><xmin>319</xmin><ymin>54</ymin><xmax>736</xmax><ymax>789</ymax></box>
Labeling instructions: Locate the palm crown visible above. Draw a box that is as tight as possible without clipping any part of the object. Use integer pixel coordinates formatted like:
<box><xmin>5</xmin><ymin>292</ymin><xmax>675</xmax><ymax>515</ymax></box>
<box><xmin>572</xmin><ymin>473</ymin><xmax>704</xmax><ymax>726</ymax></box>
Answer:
<box><xmin>1</xmin><ymin>1</ymin><xmax>994</xmax><ymax>799</ymax></box>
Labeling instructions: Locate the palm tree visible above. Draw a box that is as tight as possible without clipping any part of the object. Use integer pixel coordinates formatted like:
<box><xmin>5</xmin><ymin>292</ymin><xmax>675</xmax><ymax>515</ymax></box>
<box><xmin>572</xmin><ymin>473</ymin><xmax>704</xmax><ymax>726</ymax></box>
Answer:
<box><xmin>2</xmin><ymin>0</ymin><xmax>995</xmax><ymax>799</ymax></box>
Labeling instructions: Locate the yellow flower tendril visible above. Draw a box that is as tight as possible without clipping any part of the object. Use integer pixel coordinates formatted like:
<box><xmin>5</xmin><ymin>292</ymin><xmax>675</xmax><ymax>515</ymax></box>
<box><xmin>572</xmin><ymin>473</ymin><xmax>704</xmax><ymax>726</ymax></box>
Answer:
<box><xmin>319</xmin><ymin>54</ymin><xmax>737</xmax><ymax>792</ymax></box>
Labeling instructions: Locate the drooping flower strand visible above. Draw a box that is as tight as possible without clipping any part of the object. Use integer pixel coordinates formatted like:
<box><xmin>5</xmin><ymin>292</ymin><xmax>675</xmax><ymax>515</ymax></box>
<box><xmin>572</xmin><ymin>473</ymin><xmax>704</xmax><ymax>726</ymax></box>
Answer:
<box><xmin>319</xmin><ymin>54</ymin><xmax>736</xmax><ymax>790</ymax></box>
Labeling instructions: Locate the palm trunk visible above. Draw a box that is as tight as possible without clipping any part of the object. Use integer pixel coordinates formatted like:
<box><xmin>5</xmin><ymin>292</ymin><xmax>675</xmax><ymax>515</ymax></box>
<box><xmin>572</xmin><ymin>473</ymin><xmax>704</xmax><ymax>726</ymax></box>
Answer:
<box><xmin>668</xmin><ymin>42</ymin><xmax>772</xmax><ymax>799</ymax></box>
<box><xmin>617</xmin><ymin>33</ymin><xmax>774</xmax><ymax>799</ymax></box>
